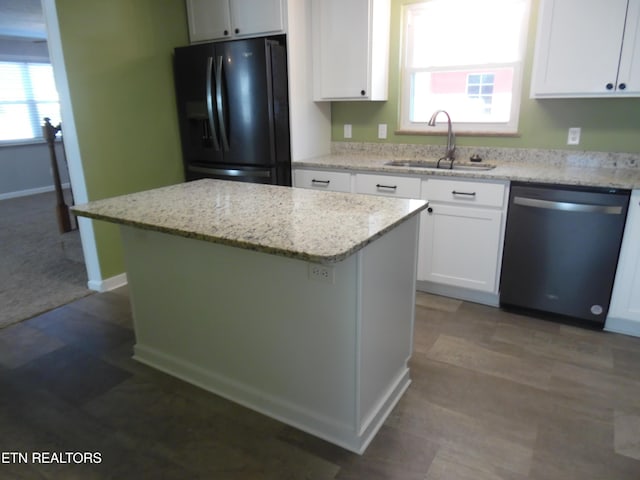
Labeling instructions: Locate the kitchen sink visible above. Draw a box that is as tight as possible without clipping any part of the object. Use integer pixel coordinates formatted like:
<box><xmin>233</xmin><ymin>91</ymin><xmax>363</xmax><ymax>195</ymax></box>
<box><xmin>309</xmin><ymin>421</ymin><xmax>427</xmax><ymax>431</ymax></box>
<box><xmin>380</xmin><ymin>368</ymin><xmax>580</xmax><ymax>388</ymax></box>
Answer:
<box><xmin>384</xmin><ymin>160</ymin><xmax>496</xmax><ymax>171</ymax></box>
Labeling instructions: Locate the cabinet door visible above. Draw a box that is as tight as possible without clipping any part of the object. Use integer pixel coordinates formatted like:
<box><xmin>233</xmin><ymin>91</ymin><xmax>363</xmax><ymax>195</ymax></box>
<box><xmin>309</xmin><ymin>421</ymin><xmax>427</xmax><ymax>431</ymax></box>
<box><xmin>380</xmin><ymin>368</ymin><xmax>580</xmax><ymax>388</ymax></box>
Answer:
<box><xmin>313</xmin><ymin>0</ymin><xmax>369</xmax><ymax>100</ymax></box>
<box><xmin>418</xmin><ymin>203</ymin><xmax>502</xmax><ymax>292</ymax></box>
<box><xmin>186</xmin><ymin>0</ymin><xmax>232</xmax><ymax>42</ymax></box>
<box><xmin>617</xmin><ymin>0</ymin><xmax>640</xmax><ymax>94</ymax></box>
<box><xmin>531</xmin><ymin>0</ymin><xmax>628</xmax><ymax>97</ymax></box>
<box><xmin>608</xmin><ymin>190</ymin><xmax>640</xmax><ymax>324</ymax></box>
<box><xmin>230</xmin><ymin>0</ymin><xmax>284</xmax><ymax>37</ymax></box>
<box><xmin>312</xmin><ymin>0</ymin><xmax>390</xmax><ymax>101</ymax></box>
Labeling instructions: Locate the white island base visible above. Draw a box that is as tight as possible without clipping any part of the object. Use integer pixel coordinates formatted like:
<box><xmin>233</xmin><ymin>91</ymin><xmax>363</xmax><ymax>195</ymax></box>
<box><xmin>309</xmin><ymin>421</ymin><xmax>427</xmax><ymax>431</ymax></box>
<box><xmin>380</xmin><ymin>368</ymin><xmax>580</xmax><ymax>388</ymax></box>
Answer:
<box><xmin>121</xmin><ymin>216</ymin><xmax>418</xmax><ymax>454</ymax></box>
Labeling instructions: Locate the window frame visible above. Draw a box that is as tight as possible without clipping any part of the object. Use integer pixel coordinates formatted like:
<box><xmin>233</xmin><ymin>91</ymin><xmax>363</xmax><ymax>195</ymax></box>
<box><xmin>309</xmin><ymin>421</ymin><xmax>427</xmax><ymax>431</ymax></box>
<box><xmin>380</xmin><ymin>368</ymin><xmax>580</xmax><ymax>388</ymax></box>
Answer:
<box><xmin>0</xmin><ymin>60</ymin><xmax>61</xmax><ymax>145</ymax></box>
<box><xmin>398</xmin><ymin>0</ymin><xmax>530</xmax><ymax>136</ymax></box>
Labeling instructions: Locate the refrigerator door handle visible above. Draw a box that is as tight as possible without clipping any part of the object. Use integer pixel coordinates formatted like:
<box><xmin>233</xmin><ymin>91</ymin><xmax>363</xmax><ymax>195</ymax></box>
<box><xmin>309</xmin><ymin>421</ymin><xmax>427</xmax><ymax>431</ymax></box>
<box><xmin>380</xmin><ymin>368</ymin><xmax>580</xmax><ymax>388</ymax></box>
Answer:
<box><xmin>215</xmin><ymin>55</ymin><xmax>230</xmax><ymax>152</ymax></box>
<box><xmin>205</xmin><ymin>57</ymin><xmax>220</xmax><ymax>150</ymax></box>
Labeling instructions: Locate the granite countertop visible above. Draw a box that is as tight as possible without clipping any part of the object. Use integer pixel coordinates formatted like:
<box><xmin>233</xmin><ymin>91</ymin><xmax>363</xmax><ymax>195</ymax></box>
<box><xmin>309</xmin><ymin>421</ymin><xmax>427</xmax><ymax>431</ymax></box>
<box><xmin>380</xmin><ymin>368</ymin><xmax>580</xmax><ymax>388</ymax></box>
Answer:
<box><xmin>294</xmin><ymin>147</ymin><xmax>640</xmax><ymax>190</ymax></box>
<box><xmin>71</xmin><ymin>179</ymin><xmax>427</xmax><ymax>264</ymax></box>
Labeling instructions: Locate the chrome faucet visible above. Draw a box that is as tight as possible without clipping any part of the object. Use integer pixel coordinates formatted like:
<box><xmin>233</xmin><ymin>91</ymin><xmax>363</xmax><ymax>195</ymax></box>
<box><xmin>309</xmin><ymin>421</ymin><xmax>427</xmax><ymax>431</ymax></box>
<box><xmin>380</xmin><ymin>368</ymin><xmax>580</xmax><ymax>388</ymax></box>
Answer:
<box><xmin>428</xmin><ymin>110</ymin><xmax>455</xmax><ymax>169</ymax></box>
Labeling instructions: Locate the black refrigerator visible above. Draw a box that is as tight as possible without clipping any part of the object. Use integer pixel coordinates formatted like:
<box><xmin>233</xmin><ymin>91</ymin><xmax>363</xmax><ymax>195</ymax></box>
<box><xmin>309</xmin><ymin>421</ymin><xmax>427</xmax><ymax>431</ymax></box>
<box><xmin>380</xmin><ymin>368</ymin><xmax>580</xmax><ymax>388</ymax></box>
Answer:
<box><xmin>173</xmin><ymin>35</ymin><xmax>291</xmax><ymax>186</ymax></box>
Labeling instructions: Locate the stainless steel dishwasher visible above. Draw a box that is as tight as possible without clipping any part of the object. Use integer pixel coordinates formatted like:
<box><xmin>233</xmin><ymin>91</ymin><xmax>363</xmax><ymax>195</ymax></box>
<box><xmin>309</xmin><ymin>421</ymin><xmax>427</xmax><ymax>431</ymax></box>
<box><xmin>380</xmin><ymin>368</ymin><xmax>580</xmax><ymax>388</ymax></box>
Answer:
<box><xmin>500</xmin><ymin>182</ymin><xmax>630</xmax><ymax>328</ymax></box>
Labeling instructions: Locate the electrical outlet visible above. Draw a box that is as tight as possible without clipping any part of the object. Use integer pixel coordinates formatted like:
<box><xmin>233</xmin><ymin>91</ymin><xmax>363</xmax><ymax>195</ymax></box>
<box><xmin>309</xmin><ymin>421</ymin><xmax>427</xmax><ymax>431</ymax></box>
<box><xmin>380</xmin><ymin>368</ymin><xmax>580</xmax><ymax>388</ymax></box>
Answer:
<box><xmin>344</xmin><ymin>124</ymin><xmax>352</xmax><ymax>139</ymax></box>
<box><xmin>567</xmin><ymin>127</ymin><xmax>581</xmax><ymax>145</ymax></box>
<box><xmin>378</xmin><ymin>123</ymin><xmax>387</xmax><ymax>139</ymax></box>
<box><xmin>308</xmin><ymin>263</ymin><xmax>334</xmax><ymax>284</ymax></box>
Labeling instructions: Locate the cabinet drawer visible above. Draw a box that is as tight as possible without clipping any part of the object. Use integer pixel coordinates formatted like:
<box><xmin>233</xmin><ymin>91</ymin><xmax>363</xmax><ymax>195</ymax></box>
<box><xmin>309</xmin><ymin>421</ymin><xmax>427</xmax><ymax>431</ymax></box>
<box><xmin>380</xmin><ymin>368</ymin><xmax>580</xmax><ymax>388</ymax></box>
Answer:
<box><xmin>424</xmin><ymin>178</ymin><xmax>506</xmax><ymax>207</ymax></box>
<box><xmin>294</xmin><ymin>169</ymin><xmax>352</xmax><ymax>193</ymax></box>
<box><xmin>355</xmin><ymin>174</ymin><xmax>421</xmax><ymax>198</ymax></box>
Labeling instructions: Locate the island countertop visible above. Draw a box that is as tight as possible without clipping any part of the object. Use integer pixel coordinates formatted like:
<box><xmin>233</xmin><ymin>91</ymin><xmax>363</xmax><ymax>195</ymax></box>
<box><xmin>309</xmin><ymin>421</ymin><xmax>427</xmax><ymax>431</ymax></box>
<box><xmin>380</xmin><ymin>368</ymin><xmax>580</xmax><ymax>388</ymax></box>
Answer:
<box><xmin>72</xmin><ymin>179</ymin><xmax>428</xmax><ymax>264</ymax></box>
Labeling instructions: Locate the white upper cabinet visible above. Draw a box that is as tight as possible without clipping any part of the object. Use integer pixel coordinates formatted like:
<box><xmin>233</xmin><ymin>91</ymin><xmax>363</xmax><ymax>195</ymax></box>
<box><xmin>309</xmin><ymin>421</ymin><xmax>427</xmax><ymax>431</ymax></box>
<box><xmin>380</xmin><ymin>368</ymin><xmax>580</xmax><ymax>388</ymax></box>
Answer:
<box><xmin>186</xmin><ymin>0</ymin><xmax>285</xmax><ymax>43</ymax></box>
<box><xmin>311</xmin><ymin>0</ymin><xmax>390</xmax><ymax>101</ymax></box>
<box><xmin>230</xmin><ymin>0</ymin><xmax>285</xmax><ymax>37</ymax></box>
<box><xmin>531</xmin><ymin>0</ymin><xmax>640</xmax><ymax>97</ymax></box>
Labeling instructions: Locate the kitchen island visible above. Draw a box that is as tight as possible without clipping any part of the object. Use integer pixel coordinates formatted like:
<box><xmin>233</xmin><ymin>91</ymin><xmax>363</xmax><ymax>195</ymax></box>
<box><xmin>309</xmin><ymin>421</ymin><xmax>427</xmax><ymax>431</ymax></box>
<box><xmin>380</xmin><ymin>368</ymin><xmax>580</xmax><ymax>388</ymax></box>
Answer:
<box><xmin>72</xmin><ymin>179</ymin><xmax>427</xmax><ymax>454</ymax></box>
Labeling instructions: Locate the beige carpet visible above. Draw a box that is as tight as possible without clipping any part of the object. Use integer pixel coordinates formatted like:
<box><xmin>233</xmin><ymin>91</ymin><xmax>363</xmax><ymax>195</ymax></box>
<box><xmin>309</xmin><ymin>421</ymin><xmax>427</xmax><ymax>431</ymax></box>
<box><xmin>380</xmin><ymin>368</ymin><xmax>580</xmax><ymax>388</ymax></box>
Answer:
<box><xmin>0</xmin><ymin>190</ymin><xmax>91</xmax><ymax>329</ymax></box>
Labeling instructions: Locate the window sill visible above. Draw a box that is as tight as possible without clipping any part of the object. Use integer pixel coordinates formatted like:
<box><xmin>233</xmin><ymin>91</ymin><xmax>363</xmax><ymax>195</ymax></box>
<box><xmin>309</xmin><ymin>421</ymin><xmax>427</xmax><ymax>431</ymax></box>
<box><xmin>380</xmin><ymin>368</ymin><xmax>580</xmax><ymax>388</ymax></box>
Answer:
<box><xmin>0</xmin><ymin>138</ymin><xmax>61</xmax><ymax>148</ymax></box>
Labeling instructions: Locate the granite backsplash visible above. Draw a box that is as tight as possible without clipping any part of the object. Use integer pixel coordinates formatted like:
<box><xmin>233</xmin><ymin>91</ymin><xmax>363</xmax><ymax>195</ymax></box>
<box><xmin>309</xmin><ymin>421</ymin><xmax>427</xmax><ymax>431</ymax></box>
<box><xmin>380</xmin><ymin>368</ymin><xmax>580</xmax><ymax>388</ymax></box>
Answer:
<box><xmin>331</xmin><ymin>142</ymin><xmax>640</xmax><ymax>170</ymax></box>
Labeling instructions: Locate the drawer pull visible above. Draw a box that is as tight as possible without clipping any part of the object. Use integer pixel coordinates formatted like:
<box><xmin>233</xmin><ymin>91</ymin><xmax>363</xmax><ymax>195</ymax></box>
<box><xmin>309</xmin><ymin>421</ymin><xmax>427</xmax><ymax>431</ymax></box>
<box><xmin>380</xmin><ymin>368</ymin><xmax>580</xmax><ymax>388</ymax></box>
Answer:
<box><xmin>376</xmin><ymin>183</ymin><xmax>398</xmax><ymax>190</ymax></box>
<box><xmin>452</xmin><ymin>190</ymin><xmax>476</xmax><ymax>197</ymax></box>
<box><xmin>311</xmin><ymin>179</ymin><xmax>330</xmax><ymax>186</ymax></box>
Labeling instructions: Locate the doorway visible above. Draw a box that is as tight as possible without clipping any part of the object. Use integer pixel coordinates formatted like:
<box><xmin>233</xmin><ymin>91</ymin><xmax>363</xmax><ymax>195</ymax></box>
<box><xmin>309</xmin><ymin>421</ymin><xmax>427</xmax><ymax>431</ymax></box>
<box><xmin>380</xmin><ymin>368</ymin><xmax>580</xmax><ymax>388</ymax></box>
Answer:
<box><xmin>0</xmin><ymin>0</ymin><xmax>98</xmax><ymax>327</ymax></box>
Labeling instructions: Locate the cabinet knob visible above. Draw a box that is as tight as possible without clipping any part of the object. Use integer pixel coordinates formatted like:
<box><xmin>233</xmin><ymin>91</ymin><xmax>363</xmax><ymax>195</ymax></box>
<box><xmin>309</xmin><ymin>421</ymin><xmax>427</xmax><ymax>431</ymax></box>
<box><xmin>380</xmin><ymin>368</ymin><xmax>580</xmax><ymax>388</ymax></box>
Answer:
<box><xmin>235</xmin><ymin>28</ymin><xmax>240</xmax><ymax>34</ymax></box>
<box><xmin>427</xmin><ymin>207</ymin><xmax>433</xmax><ymax>213</ymax></box>
<box><xmin>619</xmin><ymin>83</ymin><xmax>627</xmax><ymax>90</ymax></box>
<box><xmin>606</xmin><ymin>83</ymin><xmax>614</xmax><ymax>90</ymax></box>
<box><xmin>360</xmin><ymin>90</ymin><xmax>366</xmax><ymax>96</ymax></box>
<box><xmin>223</xmin><ymin>30</ymin><xmax>229</xmax><ymax>36</ymax></box>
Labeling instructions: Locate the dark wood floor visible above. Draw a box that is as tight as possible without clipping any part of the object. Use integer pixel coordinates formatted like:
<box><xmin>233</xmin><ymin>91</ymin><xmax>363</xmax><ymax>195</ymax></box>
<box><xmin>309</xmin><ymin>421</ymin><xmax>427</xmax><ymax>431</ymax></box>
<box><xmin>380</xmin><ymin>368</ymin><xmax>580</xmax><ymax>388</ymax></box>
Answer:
<box><xmin>1</xmin><ymin>288</ymin><xmax>639</xmax><ymax>479</ymax></box>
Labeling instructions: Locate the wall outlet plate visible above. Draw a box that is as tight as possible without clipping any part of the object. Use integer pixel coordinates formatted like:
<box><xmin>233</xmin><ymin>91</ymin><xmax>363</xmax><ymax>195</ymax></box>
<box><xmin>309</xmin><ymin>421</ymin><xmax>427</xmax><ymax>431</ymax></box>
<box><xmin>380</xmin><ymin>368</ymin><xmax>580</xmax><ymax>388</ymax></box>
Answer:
<box><xmin>344</xmin><ymin>124</ymin><xmax>352</xmax><ymax>139</ymax></box>
<box><xmin>567</xmin><ymin>127</ymin><xmax>581</xmax><ymax>145</ymax></box>
<box><xmin>308</xmin><ymin>263</ymin><xmax>334</xmax><ymax>284</ymax></box>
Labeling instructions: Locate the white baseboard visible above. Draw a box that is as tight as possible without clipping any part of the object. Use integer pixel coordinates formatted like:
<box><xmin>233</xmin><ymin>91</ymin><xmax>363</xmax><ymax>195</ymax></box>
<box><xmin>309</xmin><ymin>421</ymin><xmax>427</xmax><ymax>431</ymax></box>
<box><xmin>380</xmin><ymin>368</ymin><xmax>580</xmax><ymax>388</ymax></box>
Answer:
<box><xmin>0</xmin><ymin>183</ymin><xmax>71</xmax><ymax>201</ymax></box>
<box><xmin>416</xmin><ymin>280</ymin><xmax>500</xmax><ymax>307</ymax></box>
<box><xmin>604</xmin><ymin>316</ymin><xmax>640</xmax><ymax>338</ymax></box>
<box><xmin>87</xmin><ymin>272</ymin><xmax>128</xmax><ymax>292</ymax></box>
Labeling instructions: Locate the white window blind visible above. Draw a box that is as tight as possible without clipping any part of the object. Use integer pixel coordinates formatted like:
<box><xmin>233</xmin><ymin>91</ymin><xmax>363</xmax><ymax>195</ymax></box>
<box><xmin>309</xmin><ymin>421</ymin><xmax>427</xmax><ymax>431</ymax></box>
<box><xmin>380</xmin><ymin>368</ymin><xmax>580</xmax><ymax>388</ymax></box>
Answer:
<box><xmin>400</xmin><ymin>0</ymin><xmax>530</xmax><ymax>135</ymax></box>
<box><xmin>0</xmin><ymin>61</ymin><xmax>61</xmax><ymax>143</ymax></box>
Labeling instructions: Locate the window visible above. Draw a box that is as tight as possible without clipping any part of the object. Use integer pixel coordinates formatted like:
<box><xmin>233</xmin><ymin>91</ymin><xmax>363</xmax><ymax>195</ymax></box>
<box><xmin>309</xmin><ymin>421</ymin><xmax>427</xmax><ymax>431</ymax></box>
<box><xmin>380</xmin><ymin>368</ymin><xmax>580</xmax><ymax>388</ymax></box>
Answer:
<box><xmin>467</xmin><ymin>73</ymin><xmax>495</xmax><ymax>115</ymax></box>
<box><xmin>400</xmin><ymin>0</ymin><xmax>530</xmax><ymax>134</ymax></box>
<box><xmin>0</xmin><ymin>61</ymin><xmax>61</xmax><ymax>143</ymax></box>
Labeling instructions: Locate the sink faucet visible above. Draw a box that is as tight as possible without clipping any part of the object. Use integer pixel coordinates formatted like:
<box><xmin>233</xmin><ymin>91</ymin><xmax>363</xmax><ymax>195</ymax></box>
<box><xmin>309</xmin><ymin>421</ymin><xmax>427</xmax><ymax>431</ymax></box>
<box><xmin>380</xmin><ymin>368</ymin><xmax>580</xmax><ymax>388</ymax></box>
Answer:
<box><xmin>427</xmin><ymin>110</ymin><xmax>455</xmax><ymax>169</ymax></box>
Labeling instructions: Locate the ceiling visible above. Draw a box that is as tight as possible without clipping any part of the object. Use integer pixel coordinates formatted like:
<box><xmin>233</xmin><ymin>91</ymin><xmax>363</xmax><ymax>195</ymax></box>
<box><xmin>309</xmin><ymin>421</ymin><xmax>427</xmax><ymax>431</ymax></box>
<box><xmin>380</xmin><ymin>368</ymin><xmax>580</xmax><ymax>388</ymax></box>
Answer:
<box><xmin>0</xmin><ymin>0</ymin><xmax>46</xmax><ymax>40</ymax></box>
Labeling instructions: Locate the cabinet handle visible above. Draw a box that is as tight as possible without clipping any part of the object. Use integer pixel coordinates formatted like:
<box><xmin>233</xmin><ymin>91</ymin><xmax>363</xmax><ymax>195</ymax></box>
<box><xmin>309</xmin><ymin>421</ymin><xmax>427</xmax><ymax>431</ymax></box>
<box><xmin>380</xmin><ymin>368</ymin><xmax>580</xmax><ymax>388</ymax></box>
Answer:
<box><xmin>360</xmin><ymin>90</ymin><xmax>366</xmax><ymax>96</ymax></box>
<box><xmin>223</xmin><ymin>30</ymin><xmax>229</xmax><ymax>36</ymax></box>
<box><xmin>452</xmin><ymin>190</ymin><xmax>476</xmax><ymax>196</ymax></box>
<box><xmin>619</xmin><ymin>83</ymin><xmax>627</xmax><ymax>90</ymax></box>
<box><xmin>235</xmin><ymin>28</ymin><xmax>240</xmax><ymax>34</ymax></box>
<box><xmin>311</xmin><ymin>179</ymin><xmax>330</xmax><ymax>186</ymax></box>
<box><xmin>376</xmin><ymin>183</ymin><xmax>397</xmax><ymax>190</ymax></box>
<box><xmin>606</xmin><ymin>83</ymin><xmax>614</xmax><ymax>90</ymax></box>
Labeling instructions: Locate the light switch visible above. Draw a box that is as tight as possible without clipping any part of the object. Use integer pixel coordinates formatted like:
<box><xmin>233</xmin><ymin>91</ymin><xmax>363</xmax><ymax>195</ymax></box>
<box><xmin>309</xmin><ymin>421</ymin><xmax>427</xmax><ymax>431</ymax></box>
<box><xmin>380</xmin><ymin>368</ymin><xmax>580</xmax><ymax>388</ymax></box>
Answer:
<box><xmin>344</xmin><ymin>124</ymin><xmax>352</xmax><ymax>139</ymax></box>
<box><xmin>378</xmin><ymin>124</ymin><xmax>387</xmax><ymax>139</ymax></box>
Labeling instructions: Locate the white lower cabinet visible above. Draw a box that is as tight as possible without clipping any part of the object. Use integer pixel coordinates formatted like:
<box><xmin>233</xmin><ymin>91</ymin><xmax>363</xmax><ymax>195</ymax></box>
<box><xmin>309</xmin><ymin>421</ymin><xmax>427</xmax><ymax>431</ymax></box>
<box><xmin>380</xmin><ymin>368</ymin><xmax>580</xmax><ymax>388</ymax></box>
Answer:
<box><xmin>293</xmin><ymin>168</ymin><xmax>352</xmax><ymax>193</ymax></box>
<box><xmin>354</xmin><ymin>173</ymin><xmax>421</xmax><ymax>199</ymax></box>
<box><xmin>417</xmin><ymin>178</ymin><xmax>508</xmax><ymax>303</ymax></box>
<box><xmin>294</xmin><ymin>167</ymin><xmax>508</xmax><ymax>304</ymax></box>
<box><xmin>607</xmin><ymin>189</ymin><xmax>640</xmax><ymax>336</ymax></box>
<box><xmin>418</xmin><ymin>204</ymin><xmax>503</xmax><ymax>292</ymax></box>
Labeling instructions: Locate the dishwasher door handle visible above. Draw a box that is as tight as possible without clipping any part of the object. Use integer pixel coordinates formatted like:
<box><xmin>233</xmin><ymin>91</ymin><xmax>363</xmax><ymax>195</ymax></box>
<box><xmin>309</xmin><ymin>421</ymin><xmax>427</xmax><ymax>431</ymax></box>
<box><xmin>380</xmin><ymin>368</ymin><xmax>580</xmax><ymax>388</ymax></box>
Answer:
<box><xmin>514</xmin><ymin>196</ymin><xmax>623</xmax><ymax>214</ymax></box>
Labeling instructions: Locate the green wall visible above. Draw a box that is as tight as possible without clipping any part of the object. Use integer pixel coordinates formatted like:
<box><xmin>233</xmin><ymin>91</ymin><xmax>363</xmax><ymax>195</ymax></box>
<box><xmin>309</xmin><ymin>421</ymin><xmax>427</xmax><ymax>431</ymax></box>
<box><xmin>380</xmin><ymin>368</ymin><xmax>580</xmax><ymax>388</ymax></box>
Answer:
<box><xmin>57</xmin><ymin>0</ymin><xmax>189</xmax><ymax>278</ymax></box>
<box><xmin>331</xmin><ymin>0</ymin><xmax>640</xmax><ymax>153</ymax></box>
